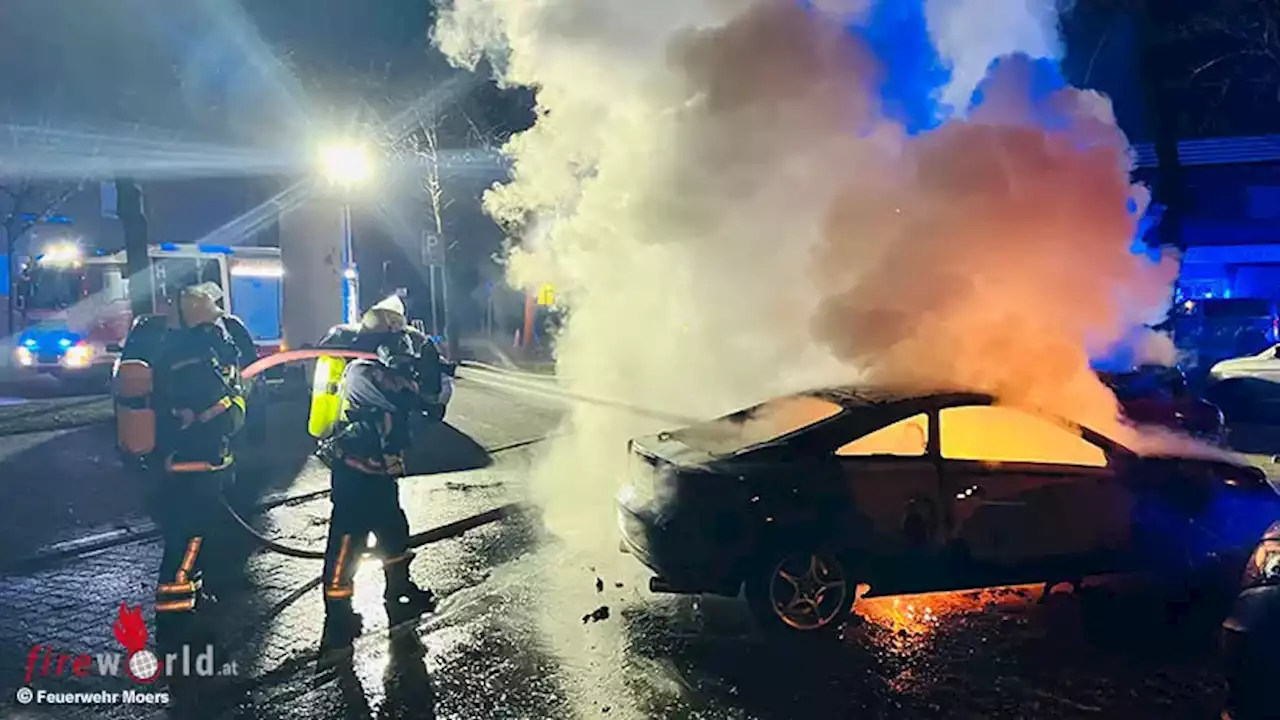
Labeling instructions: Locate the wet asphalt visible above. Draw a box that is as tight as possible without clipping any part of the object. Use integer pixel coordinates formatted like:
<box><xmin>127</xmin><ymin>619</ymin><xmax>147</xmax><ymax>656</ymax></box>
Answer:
<box><xmin>0</xmin><ymin>372</ymin><xmax>1274</xmax><ymax>719</ymax></box>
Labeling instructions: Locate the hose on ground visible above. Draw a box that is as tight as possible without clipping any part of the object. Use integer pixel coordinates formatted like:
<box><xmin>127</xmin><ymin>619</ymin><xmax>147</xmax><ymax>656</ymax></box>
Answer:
<box><xmin>214</xmin><ymin>432</ymin><xmax>550</xmax><ymax>558</ymax></box>
<box><xmin>218</xmin><ymin>493</ymin><xmax>530</xmax><ymax>560</ymax></box>
<box><xmin>223</xmin><ymin>349</ymin><xmax>541</xmax><ymax>559</ymax></box>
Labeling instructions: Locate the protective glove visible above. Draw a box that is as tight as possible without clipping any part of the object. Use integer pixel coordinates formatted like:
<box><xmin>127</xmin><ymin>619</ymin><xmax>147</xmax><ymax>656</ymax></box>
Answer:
<box><xmin>383</xmin><ymin>453</ymin><xmax>405</xmax><ymax>477</ymax></box>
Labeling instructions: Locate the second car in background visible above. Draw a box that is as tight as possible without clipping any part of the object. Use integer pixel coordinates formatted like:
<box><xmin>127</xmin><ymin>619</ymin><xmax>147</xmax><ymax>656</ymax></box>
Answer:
<box><xmin>1098</xmin><ymin>366</ymin><xmax>1227</xmax><ymax>445</ymax></box>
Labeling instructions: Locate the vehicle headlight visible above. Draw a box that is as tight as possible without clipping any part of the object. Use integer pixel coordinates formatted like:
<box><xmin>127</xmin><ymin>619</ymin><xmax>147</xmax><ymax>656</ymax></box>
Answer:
<box><xmin>62</xmin><ymin>343</ymin><xmax>94</xmax><ymax>368</ymax></box>
<box><xmin>14</xmin><ymin>346</ymin><xmax>33</xmax><ymax>366</ymax></box>
<box><xmin>1243</xmin><ymin>523</ymin><xmax>1280</xmax><ymax>589</ymax></box>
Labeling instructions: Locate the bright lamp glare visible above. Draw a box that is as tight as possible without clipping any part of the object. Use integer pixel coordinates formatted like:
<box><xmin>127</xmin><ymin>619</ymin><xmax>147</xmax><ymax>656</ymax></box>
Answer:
<box><xmin>319</xmin><ymin>143</ymin><xmax>372</xmax><ymax>185</ymax></box>
<box><xmin>39</xmin><ymin>243</ymin><xmax>82</xmax><ymax>266</ymax></box>
<box><xmin>62</xmin><ymin>343</ymin><xmax>93</xmax><ymax>368</ymax></box>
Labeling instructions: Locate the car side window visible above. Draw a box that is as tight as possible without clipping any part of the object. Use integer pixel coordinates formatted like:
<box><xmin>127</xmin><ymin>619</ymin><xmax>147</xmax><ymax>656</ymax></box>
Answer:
<box><xmin>836</xmin><ymin>413</ymin><xmax>929</xmax><ymax>457</ymax></box>
<box><xmin>939</xmin><ymin>406</ymin><xmax>1106</xmax><ymax>468</ymax></box>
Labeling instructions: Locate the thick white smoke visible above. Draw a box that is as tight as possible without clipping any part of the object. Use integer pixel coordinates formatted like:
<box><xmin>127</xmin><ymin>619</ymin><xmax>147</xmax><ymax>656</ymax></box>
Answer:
<box><xmin>433</xmin><ymin>0</ymin><xmax>1193</xmax><ymax>546</ymax></box>
<box><xmin>924</xmin><ymin>0</ymin><xmax>1071</xmax><ymax>111</ymax></box>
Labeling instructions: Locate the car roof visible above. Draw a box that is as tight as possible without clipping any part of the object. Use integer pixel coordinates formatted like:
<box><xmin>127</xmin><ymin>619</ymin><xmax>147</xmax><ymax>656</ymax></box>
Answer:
<box><xmin>814</xmin><ymin>386</ymin><xmax>993</xmax><ymax>408</ymax></box>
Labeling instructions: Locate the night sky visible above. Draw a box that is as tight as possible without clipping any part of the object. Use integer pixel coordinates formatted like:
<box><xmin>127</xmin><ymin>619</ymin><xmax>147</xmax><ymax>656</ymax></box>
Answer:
<box><xmin>0</xmin><ymin>0</ymin><xmax>529</xmax><ymax>148</ymax></box>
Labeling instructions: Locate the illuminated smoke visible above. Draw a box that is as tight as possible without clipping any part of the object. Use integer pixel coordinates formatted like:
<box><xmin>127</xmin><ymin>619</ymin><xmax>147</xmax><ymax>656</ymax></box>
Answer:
<box><xmin>433</xmin><ymin>0</ymin><xmax>1192</xmax><ymax>546</ymax></box>
<box><xmin>924</xmin><ymin>0</ymin><xmax>1071</xmax><ymax>112</ymax></box>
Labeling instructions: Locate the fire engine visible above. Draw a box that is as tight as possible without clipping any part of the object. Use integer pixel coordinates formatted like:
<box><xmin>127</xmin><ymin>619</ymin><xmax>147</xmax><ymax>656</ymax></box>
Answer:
<box><xmin>14</xmin><ymin>242</ymin><xmax>285</xmax><ymax>387</ymax></box>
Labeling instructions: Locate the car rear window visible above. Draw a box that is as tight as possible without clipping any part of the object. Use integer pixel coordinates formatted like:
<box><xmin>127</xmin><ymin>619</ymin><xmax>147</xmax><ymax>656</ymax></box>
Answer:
<box><xmin>1101</xmin><ymin>370</ymin><xmax>1178</xmax><ymax>401</ymax></box>
<box><xmin>669</xmin><ymin>395</ymin><xmax>844</xmax><ymax>456</ymax></box>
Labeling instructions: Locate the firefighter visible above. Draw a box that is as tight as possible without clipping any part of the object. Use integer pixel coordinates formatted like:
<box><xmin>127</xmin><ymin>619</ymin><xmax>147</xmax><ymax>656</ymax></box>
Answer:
<box><xmin>310</xmin><ymin>295</ymin><xmax>439</xmax><ymax>437</ymax></box>
<box><xmin>318</xmin><ymin>321</ymin><xmax>437</xmax><ymax>650</ymax></box>
<box><xmin>142</xmin><ymin>283</ymin><xmax>246</xmax><ymax>637</ymax></box>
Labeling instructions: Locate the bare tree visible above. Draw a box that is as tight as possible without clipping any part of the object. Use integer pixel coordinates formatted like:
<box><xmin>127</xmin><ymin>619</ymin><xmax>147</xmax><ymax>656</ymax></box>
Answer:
<box><xmin>416</xmin><ymin>115</ymin><xmax>451</xmax><ymax>269</ymax></box>
<box><xmin>406</xmin><ymin>110</ymin><xmax>495</xmax><ymax>345</ymax></box>
<box><xmin>1181</xmin><ymin>2</ymin><xmax>1280</xmax><ymax>83</ymax></box>
<box><xmin>1161</xmin><ymin>0</ymin><xmax>1280</xmax><ymax>134</ymax></box>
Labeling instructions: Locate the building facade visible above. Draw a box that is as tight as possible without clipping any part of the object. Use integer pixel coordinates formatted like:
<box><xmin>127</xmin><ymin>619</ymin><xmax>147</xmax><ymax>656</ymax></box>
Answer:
<box><xmin>1133</xmin><ymin>135</ymin><xmax>1280</xmax><ymax>302</ymax></box>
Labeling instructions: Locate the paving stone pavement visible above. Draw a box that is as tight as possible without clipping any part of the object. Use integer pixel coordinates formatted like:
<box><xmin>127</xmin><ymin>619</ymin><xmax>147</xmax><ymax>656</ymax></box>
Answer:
<box><xmin>0</xmin><ymin>376</ymin><xmax>566</xmax><ymax>718</ymax></box>
<box><xmin>0</xmin><ymin>448</ymin><xmax>542</xmax><ymax>719</ymax></box>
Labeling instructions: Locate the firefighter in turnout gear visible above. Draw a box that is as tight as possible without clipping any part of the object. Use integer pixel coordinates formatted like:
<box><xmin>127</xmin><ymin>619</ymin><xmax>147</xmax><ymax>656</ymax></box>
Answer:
<box><xmin>319</xmin><ymin>304</ymin><xmax>438</xmax><ymax>649</ymax></box>
<box><xmin>117</xmin><ymin>282</ymin><xmax>247</xmax><ymax>638</ymax></box>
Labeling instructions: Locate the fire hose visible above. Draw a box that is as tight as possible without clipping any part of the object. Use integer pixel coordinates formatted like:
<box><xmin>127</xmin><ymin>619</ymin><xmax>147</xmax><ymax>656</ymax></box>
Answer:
<box><xmin>6</xmin><ymin>346</ymin><xmax>688</xmax><ymax>573</ymax></box>
<box><xmin>218</xmin><ymin>348</ymin><xmax>539</xmax><ymax>560</ymax></box>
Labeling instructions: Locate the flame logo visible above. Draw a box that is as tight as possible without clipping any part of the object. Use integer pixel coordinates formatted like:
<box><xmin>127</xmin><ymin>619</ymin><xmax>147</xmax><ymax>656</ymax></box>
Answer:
<box><xmin>112</xmin><ymin>602</ymin><xmax>148</xmax><ymax>653</ymax></box>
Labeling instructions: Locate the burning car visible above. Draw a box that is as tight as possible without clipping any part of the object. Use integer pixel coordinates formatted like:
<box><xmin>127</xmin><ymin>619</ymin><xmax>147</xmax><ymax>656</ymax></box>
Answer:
<box><xmin>1097</xmin><ymin>366</ymin><xmax>1227</xmax><ymax>445</ymax></box>
<box><xmin>616</xmin><ymin>388</ymin><xmax>1274</xmax><ymax>634</ymax></box>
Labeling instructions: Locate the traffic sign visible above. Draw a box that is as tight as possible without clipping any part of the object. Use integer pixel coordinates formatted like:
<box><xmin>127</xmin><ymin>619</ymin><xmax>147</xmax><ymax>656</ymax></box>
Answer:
<box><xmin>536</xmin><ymin>283</ymin><xmax>554</xmax><ymax>306</ymax></box>
<box><xmin>422</xmin><ymin>230</ymin><xmax>444</xmax><ymax>266</ymax></box>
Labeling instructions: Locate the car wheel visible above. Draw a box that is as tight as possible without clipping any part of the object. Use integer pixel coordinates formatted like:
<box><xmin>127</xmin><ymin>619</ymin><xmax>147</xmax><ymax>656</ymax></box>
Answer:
<box><xmin>746</xmin><ymin>548</ymin><xmax>854</xmax><ymax>634</ymax></box>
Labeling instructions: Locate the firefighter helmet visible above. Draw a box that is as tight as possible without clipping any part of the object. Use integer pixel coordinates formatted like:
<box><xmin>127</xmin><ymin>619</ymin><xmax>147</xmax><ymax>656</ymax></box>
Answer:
<box><xmin>176</xmin><ymin>282</ymin><xmax>225</xmax><ymax>328</ymax></box>
<box><xmin>361</xmin><ymin>295</ymin><xmax>407</xmax><ymax>333</ymax></box>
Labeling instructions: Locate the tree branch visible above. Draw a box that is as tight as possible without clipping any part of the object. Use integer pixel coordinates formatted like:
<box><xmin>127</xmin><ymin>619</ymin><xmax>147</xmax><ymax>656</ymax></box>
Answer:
<box><xmin>20</xmin><ymin>183</ymin><xmax>81</xmax><ymax>232</ymax></box>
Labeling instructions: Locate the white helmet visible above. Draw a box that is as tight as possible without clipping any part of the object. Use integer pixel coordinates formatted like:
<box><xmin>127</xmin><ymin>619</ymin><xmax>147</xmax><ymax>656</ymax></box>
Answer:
<box><xmin>175</xmin><ymin>282</ymin><xmax>225</xmax><ymax>327</ymax></box>
<box><xmin>361</xmin><ymin>294</ymin><xmax>407</xmax><ymax>333</ymax></box>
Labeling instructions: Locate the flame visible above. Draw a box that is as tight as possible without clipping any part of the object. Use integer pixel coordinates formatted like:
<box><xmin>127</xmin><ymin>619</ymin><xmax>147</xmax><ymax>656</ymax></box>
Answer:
<box><xmin>857</xmin><ymin>583</ymin><xmax>1045</xmax><ymax>637</ymax></box>
<box><xmin>113</xmin><ymin>602</ymin><xmax>148</xmax><ymax>653</ymax></box>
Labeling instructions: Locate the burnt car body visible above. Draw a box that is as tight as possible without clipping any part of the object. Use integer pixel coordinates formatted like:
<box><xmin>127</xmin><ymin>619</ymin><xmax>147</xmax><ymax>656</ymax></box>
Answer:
<box><xmin>617</xmin><ymin>387</ymin><xmax>1274</xmax><ymax>633</ymax></box>
<box><xmin>1097</xmin><ymin>367</ymin><xmax>1226</xmax><ymax>444</ymax></box>
<box><xmin>1222</xmin><ymin>522</ymin><xmax>1280</xmax><ymax>720</ymax></box>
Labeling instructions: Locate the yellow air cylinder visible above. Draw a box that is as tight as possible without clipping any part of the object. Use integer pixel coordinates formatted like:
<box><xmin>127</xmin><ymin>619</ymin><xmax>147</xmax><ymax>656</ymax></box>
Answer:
<box><xmin>308</xmin><ymin>356</ymin><xmax>347</xmax><ymax>438</ymax></box>
<box><xmin>114</xmin><ymin>360</ymin><xmax>156</xmax><ymax>456</ymax></box>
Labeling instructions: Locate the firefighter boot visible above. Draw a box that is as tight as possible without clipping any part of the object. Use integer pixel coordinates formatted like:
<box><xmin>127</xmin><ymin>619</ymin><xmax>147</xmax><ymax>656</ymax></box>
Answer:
<box><xmin>155</xmin><ymin>587</ymin><xmax>220</xmax><ymax>654</ymax></box>
<box><xmin>320</xmin><ymin>601</ymin><xmax>364</xmax><ymax>652</ymax></box>
<box><xmin>384</xmin><ymin>561</ymin><xmax>436</xmax><ymax>626</ymax></box>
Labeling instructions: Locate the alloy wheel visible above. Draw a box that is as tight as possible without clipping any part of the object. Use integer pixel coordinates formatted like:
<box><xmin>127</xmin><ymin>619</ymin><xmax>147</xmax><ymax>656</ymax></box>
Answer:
<box><xmin>767</xmin><ymin>552</ymin><xmax>849</xmax><ymax>631</ymax></box>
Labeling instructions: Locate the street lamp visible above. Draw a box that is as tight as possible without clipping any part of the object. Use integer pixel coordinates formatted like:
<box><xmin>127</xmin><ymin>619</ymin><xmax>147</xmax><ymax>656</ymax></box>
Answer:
<box><xmin>318</xmin><ymin>140</ymin><xmax>373</xmax><ymax>324</ymax></box>
<box><xmin>319</xmin><ymin>142</ymin><xmax>372</xmax><ymax>187</ymax></box>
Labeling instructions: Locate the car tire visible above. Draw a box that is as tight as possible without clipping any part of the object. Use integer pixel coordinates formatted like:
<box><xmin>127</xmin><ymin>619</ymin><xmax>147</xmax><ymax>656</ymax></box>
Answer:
<box><xmin>745</xmin><ymin>546</ymin><xmax>856</xmax><ymax>635</ymax></box>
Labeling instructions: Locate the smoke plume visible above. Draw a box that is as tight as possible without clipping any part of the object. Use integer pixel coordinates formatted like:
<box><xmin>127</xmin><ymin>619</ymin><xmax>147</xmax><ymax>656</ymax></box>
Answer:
<box><xmin>434</xmin><ymin>0</ymin><xmax>1188</xmax><ymax>546</ymax></box>
<box><xmin>924</xmin><ymin>0</ymin><xmax>1070</xmax><ymax>111</ymax></box>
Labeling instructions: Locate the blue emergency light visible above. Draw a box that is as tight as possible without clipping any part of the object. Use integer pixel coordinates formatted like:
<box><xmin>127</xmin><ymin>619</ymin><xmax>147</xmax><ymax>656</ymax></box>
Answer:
<box><xmin>19</xmin><ymin>329</ymin><xmax>80</xmax><ymax>352</ymax></box>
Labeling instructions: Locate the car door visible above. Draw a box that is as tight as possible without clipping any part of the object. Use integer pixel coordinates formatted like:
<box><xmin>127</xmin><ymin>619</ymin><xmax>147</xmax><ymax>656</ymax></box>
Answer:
<box><xmin>937</xmin><ymin>404</ymin><xmax>1130</xmax><ymax>584</ymax></box>
<box><xmin>835</xmin><ymin>410</ymin><xmax>944</xmax><ymax>588</ymax></box>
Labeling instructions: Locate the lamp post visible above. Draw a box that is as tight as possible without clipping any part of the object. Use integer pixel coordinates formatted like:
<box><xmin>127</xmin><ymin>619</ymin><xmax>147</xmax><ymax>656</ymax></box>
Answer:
<box><xmin>319</xmin><ymin>141</ymin><xmax>372</xmax><ymax>325</ymax></box>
